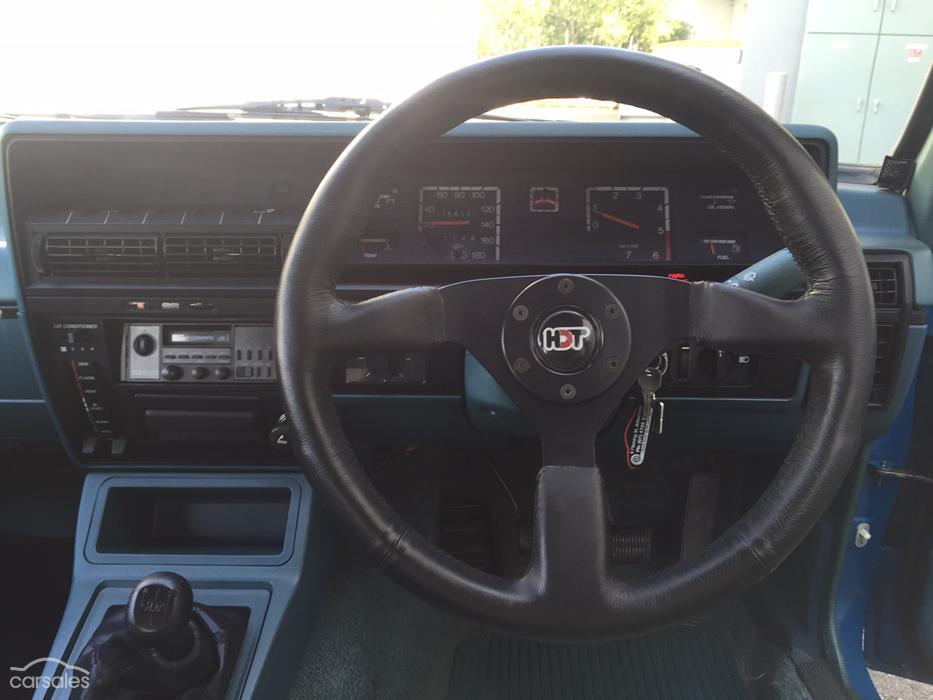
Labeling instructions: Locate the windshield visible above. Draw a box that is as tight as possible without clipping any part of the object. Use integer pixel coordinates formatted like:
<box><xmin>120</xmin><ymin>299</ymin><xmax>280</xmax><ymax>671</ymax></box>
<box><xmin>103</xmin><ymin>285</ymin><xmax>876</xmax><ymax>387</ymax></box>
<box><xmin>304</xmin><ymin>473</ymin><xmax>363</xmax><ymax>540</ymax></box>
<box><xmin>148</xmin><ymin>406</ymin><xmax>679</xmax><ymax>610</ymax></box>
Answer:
<box><xmin>5</xmin><ymin>0</ymin><xmax>930</xmax><ymax>165</ymax></box>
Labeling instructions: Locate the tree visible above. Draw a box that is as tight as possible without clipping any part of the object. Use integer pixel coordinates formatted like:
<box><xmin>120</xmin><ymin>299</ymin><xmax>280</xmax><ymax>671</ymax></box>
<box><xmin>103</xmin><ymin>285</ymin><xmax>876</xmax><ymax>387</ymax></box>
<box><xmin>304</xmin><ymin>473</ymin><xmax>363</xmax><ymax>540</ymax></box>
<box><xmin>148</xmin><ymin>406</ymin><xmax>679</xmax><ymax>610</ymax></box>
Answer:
<box><xmin>478</xmin><ymin>0</ymin><xmax>693</xmax><ymax>58</ymax></box>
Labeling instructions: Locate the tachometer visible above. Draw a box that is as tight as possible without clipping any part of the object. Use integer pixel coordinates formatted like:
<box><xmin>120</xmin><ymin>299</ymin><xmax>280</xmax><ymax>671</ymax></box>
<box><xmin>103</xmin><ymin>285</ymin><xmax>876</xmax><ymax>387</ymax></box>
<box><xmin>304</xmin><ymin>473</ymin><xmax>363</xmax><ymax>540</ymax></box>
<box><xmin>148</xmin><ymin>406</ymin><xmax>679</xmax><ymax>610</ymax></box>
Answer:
<box><xmin>418</xmin><ymin>186</ymin><xmax>500</xmax><ymax>262</ymax></box>
<box><xmin>585</xmin><ymin>186</ymin><xmax>671</xmax><ymax>262</ymax></box>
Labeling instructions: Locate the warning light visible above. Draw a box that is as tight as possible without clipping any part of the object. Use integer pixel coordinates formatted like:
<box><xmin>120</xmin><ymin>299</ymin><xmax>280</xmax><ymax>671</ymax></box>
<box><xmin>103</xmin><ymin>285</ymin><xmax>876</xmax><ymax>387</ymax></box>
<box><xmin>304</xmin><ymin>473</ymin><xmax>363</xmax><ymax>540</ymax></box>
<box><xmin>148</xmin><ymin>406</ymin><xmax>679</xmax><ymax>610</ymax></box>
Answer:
<box><xmin>667</xmin><ymin>272</ymin><xmax>688</xmax><ymax>280</ymax></box>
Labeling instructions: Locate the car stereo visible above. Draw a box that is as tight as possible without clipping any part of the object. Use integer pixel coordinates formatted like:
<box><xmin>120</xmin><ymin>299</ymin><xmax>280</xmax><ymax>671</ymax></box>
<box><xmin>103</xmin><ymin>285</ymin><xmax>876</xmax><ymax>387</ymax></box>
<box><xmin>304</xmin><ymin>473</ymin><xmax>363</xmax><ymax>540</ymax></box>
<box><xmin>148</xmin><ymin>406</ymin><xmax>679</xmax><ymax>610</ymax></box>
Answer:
<box><xmin>123</xmin><ymin>323</ymin><xmax>276</xmax><ymax>383</ymax></box>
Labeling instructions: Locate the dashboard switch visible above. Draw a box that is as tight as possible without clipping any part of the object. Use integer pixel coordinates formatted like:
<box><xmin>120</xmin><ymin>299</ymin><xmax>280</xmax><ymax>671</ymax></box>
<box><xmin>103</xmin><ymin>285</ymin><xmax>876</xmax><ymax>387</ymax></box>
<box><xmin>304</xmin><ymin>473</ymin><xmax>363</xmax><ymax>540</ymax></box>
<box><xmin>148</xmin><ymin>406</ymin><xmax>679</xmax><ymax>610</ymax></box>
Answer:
<box><xmin>191</xmin><ymin>366</ymin><xmax>209</xmax><ymax>380</ymax></box>
<box><xmin>717</xmin><ymin>352</ymin><xmax>754</xmax><ymax>386</ymax></box>
<box><xmin>269</xmin><ymin>416</ymin><xmax>292</xmax><ymax>453</ymax></box>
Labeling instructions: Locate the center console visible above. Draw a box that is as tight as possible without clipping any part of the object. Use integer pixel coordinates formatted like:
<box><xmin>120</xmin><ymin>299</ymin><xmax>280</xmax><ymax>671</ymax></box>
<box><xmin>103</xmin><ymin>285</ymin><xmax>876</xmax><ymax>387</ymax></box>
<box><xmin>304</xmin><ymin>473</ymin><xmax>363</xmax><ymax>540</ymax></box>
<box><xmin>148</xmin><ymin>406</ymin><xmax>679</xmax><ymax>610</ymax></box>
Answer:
<box><xmin>37</xmin><ymin>473</ymin><xmax>319</xmax><ymax>700</ymax></box>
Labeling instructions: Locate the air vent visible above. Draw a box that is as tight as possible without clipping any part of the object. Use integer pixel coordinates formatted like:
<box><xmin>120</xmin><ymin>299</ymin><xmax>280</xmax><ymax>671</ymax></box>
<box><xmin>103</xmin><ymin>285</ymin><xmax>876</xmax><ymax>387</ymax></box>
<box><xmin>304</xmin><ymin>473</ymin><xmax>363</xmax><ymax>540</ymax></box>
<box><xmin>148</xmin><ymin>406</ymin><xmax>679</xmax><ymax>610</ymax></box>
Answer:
<box><xmin>163</xmin><ymin>234</ymin><xmax>280</xmax><ymax>277</ymax></box>
<box><xmin>870</xmin><ymin>323</ymin><xmax>895</xmax><ymax>406</ymax></box>
<box><xmin>42</xmin><ymin>234</ymin><xmax>159</xmax><ymax>277</ymax></box>
<box><xmin>868</xmin><ymin>264</ymin><xmax>900</xmax><ymax>307</ymax></box>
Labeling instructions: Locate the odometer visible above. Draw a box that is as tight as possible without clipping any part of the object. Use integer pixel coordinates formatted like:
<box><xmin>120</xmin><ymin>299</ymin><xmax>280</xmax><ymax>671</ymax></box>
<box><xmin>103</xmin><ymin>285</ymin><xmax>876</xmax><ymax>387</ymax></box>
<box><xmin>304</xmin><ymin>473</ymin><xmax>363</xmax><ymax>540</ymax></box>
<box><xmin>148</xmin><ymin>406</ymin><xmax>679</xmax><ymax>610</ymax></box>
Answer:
<box><xmin>585</xmin><ymin>186</ymin><xmax>671</xmax><ymax>262</ymax></box>
<box><xmin>418</xmin><ymin>186</ymin><xmax>501</xmax><ymax>262</ymax></box>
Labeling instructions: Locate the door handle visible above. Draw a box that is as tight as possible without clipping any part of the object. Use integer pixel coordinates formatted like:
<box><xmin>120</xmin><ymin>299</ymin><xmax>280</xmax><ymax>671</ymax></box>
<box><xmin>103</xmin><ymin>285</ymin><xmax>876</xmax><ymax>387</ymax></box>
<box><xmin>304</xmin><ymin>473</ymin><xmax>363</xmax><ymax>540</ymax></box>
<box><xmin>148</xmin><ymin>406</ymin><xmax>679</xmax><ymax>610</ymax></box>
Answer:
<box><xmin>890</xmin><ymin>0</ymin><xmax>898</xmax><ymax>11</ymax></box>
<box><xmin>873</xmin><ymin>0</ymin><xmax>880</xmax><ymax>11</ymax></box>
<box><xmin>856</xmin><ymin>97</ymin><xmax>864</xmax><ymax>113</ymax></box>
<box><xmin>873</xmin><ymin>98</ymin><xmax>881</xmax><ymax>113</ymax></box>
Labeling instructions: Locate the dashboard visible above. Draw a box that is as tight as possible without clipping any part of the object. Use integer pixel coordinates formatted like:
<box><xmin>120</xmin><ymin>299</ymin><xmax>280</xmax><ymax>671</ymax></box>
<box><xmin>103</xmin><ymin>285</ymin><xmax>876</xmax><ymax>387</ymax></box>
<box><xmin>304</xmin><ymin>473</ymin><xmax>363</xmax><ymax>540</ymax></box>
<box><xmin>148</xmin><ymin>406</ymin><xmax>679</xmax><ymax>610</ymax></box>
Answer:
<box><xmin>7</xmin><ymin>134</ymin><xmax>817</xmax><ymax>287</ymax></box>
<box><xmin>1</xmin><ymin>120</ymin><xmax>925</xmax><ymax>470</ymax></box>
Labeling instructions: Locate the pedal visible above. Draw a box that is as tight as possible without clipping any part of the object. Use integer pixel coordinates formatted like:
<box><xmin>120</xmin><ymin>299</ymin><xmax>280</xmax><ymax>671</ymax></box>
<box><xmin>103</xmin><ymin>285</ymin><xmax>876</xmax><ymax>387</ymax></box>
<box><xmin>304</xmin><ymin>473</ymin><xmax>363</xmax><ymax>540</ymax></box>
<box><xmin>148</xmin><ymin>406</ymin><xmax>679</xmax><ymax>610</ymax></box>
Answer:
<box><xmin>438</xmin><ymin>499</ymin><xmax>496</xmax><ymax>573</ymax></box>
<box><xmin>680</xmin><ymin>472</ymin><xmax>720</xmax><ymax>560</ymax></box>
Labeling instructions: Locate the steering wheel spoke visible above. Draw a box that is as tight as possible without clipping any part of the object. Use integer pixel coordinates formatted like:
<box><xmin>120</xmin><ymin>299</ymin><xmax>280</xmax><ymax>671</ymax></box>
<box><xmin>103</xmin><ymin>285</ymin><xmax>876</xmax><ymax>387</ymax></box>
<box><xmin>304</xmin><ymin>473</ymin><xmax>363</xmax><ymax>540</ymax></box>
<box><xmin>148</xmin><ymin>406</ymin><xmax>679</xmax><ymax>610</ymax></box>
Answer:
<box><xmin>519</xmin><ymin>464</ymin><xmax>618</xmax><ymax>628</ymax></box>
<box><xmin>320</xmin><ymin>287</ymin><xmax>448</xmax><ymax>352</ymax></box>
<box><xmin>688</xmin><ymin>282</ymin><xmax>833</xmax><ymax>361</ymax></box>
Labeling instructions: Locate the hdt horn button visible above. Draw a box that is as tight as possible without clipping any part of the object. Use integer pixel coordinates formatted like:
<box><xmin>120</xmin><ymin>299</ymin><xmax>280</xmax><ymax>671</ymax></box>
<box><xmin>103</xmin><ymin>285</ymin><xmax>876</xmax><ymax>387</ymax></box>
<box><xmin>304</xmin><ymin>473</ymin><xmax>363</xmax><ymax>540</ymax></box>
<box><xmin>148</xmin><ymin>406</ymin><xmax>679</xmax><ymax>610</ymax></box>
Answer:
<box><xmin>534</xmin><ymin>309</ymin><xmax>599</xmax><ymax>374</ymax></box>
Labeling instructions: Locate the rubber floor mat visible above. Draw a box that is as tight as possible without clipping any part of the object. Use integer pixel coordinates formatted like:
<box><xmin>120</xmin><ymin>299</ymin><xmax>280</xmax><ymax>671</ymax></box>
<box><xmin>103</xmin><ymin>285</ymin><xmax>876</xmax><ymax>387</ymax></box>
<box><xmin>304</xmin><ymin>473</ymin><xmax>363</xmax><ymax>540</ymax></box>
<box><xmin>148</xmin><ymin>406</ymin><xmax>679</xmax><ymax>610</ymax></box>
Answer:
<box><xmin>447</xmin><ymin>623</ymin><xmax>749</xmax><ymax>700</ymax></box>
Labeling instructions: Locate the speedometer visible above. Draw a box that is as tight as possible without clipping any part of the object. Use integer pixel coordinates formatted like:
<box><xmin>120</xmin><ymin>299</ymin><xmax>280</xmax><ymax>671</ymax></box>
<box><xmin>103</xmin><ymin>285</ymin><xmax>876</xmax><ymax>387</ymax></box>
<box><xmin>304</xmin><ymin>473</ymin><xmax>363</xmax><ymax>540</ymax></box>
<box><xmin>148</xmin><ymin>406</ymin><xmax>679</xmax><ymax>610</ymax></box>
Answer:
<box><xmin>418</xmin><ymin>186</ymin><xmax>500</xmax><ymax>262</ymax></box>
<box><xmin>585</xmin><ymin>186</ymin><xmax>671</xmax><ymax>262</ymax></box>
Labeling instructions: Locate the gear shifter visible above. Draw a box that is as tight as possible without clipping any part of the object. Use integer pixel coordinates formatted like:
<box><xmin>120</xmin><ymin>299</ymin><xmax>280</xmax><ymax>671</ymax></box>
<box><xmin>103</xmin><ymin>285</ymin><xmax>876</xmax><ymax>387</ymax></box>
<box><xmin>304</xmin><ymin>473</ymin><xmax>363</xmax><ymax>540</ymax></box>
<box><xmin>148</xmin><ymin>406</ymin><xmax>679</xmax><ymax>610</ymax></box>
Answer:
<box><xmin>125</xmin><ymin>572</ymin><xmax>195</xmax><ymax>660</ymax></box>
<box><xmin>71</xmin><ymin>572</ymin><xmax>248</xmax><ymax>699</ymax></box>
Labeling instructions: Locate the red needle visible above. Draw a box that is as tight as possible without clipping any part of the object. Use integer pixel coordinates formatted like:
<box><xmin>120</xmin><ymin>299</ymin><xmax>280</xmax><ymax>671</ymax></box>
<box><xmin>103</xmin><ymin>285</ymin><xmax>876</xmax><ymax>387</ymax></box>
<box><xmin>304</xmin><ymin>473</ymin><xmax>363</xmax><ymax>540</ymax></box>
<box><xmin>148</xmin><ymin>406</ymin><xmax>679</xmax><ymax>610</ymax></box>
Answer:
<box><xmin>423</xmin><ymin>219</ymin><xmax>470</xmax><ymax>226</ymax></box>
<box><xmin>592</xmin><ymin>209</ymin><xmax>640</xmax><ymax>230</ymax></box>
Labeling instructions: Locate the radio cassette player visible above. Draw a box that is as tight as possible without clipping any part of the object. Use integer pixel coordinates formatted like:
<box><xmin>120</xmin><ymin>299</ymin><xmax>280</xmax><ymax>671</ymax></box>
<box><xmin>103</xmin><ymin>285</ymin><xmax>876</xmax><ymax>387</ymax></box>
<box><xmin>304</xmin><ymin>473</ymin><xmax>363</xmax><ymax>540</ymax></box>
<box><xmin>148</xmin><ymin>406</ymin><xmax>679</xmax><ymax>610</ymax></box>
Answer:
<box><xmin>123</xmin><ymin>324</ymin><xmax>276</xmax><ymax>382</ymax></box>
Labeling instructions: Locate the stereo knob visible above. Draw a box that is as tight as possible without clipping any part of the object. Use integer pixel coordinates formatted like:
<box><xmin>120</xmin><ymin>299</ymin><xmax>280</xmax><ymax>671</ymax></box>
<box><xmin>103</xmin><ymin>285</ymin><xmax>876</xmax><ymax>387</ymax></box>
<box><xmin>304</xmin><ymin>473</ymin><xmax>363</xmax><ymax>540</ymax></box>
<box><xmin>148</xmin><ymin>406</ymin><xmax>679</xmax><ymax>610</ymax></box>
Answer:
<box><xmin>160</xmin><ymin>365</ymin><xmax>183</xmax><ymax>381</ymax></box>
<box><xmin>191</xmin><ymin>366</ymin><xmax>209</xmax><ymax>380</ymax></box>
<box><xmin>213</xmin><ymin>367</ymin><xmax>231</xmax><ymax>380</ymax></box>
<box><xmin>133</xmin><ymin>333</ymin><xmax>157</xmax><ymax>357</ymax></box>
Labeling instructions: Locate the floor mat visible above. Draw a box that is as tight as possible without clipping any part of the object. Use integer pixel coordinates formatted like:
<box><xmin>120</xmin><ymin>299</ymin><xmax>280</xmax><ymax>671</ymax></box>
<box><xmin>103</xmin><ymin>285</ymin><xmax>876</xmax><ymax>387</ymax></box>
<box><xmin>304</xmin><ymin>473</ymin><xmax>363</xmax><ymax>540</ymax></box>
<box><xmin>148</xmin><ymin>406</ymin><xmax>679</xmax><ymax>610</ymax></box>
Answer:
<box><xmin>0</xmin><ymin>536</ymin><xmax>73</xmax><ymax>687</ymax></box>
<box><xmin>447</xmin><ymin>623</ymin><xmax>749</xmax><ymax>700</ymax></box>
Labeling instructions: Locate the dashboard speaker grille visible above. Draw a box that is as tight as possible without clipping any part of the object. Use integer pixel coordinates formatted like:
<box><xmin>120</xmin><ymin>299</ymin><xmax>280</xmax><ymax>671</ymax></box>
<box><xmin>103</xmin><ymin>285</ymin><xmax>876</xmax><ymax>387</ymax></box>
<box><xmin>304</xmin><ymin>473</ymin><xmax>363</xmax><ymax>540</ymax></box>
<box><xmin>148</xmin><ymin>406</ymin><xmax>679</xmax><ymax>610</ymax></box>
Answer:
<box><xmin>163</xmin><ymin>234</ymin><xmax>280</xmax><ymax>276</ymax></box>
<box><xmin>42</xmin><ymin>233</ymin><xmax>159</xmax><ymax>277</ymax></box>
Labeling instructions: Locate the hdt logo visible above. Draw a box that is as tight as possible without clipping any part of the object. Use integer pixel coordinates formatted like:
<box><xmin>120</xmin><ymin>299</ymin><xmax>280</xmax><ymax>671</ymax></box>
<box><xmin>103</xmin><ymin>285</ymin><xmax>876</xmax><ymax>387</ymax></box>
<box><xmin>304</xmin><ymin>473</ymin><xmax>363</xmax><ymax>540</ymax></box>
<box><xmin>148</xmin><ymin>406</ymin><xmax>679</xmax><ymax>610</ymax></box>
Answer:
<box><xmin>540</xmin><ymin>326</ymin><xmax>591</xmax><ymax>353</ymax></box>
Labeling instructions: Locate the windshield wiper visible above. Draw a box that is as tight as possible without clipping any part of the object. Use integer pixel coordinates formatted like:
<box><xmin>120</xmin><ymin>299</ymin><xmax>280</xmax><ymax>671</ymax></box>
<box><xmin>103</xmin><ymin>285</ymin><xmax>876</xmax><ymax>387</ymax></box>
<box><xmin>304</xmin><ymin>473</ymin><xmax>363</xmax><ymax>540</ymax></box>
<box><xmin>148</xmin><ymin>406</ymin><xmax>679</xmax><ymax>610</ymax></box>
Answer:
<box><xmin>160</xmin><ymin>96</ymin><xmax>390</xmax><ymax>121</ymax></box>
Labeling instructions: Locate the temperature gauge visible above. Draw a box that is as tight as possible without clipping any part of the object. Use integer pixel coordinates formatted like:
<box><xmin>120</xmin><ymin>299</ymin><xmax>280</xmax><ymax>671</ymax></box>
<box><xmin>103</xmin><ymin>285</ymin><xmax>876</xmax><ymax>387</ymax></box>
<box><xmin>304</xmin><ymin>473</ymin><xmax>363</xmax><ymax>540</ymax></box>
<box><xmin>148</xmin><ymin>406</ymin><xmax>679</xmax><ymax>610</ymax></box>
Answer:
<box><xmin>529</xmin><ymin>186</ymin><xmax>560</xmax><ymax>212</ymax></box>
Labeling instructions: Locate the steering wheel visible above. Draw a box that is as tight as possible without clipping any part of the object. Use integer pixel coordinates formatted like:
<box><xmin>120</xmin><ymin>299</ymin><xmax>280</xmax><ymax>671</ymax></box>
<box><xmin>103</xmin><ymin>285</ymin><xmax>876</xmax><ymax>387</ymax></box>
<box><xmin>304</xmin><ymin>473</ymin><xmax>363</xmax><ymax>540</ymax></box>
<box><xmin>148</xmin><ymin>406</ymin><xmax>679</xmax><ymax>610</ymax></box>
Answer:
<box><xmin>277</xmin><ymin>47</ymin><xmax>875</xmax><ymax>639</ymax></box>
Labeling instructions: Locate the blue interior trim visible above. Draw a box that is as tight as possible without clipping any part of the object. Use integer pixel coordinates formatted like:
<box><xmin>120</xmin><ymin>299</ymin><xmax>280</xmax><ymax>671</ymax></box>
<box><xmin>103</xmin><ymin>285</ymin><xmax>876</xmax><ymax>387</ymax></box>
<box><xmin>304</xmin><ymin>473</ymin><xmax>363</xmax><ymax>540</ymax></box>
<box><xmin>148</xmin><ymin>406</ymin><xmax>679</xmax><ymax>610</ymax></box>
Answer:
<box><xmin>832</xmin><ymin>319</ymin><xmax>929</xmax><ymax>698</ymax></box>
<box><xmin>41</xmin><ymin>472</ymin><xmax>321</xmax><ymax>699</ymax></box>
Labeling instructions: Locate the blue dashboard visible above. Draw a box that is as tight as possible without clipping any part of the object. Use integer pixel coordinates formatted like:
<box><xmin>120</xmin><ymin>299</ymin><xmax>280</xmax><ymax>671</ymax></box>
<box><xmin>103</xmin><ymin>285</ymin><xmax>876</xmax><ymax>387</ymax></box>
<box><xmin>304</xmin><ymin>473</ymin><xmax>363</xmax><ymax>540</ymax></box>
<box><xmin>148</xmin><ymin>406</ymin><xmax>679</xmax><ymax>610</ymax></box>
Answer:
<box><xmin>0</xmin><ymin>119</ymin><xmax>929</xmax><ymax>466</ymax></box>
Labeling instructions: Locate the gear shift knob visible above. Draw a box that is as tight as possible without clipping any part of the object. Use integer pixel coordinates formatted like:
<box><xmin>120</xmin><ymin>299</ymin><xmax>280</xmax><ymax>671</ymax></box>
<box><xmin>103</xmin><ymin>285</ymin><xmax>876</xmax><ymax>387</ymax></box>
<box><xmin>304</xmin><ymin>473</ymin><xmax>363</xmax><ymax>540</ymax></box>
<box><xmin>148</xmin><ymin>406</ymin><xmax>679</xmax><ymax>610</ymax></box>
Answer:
<box><xmin>126</xmin><ymin>571</ymin><xmax>195</xmax><ymax>659</ymax></box>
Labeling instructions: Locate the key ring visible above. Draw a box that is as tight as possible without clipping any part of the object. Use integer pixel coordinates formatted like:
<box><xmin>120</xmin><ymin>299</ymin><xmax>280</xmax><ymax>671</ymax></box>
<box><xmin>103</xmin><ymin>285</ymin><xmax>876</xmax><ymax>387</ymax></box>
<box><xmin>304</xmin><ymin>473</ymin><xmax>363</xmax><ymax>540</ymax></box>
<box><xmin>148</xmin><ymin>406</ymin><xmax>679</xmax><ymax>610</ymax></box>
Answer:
<box><xmin>649</xmin><ymin>352</ymin><xmax>669</xmax><ymax>377</ymax></box>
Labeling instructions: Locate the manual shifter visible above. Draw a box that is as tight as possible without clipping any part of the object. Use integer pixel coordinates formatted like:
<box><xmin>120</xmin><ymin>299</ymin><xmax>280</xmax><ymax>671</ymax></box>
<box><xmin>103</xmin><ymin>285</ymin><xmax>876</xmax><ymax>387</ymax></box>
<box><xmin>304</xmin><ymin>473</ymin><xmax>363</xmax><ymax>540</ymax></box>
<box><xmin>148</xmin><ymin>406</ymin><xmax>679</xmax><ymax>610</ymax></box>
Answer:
<box><xmin>71</xmin><ymin>571</ymin><xmax>247</xmax><ymax>700</ymax></box>
<box><xmin>125</xmin><ymin>572</ymin><xmax>196</xmax><ymax>660</ymax></box>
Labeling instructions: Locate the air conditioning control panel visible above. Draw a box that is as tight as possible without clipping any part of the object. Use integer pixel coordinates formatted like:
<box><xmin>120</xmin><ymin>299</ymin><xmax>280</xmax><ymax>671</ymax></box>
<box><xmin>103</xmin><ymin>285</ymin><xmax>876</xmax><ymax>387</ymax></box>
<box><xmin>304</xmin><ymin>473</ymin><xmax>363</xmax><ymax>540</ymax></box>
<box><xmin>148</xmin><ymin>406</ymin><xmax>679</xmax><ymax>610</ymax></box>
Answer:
<box><xmin>123</xmin><ymin>323</ymin><xmax>276</xmax><ymax>383</ymax></box>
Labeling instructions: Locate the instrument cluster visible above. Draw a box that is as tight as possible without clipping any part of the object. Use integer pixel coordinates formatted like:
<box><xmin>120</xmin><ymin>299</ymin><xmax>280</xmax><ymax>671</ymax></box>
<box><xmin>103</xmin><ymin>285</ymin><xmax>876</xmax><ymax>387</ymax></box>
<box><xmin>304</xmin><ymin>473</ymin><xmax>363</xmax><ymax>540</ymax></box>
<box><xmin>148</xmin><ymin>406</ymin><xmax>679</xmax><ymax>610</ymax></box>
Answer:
<box><xmin>356</xmin><ymin>176</ymin><xmax>780</xmax><ymax>266</ymax></box>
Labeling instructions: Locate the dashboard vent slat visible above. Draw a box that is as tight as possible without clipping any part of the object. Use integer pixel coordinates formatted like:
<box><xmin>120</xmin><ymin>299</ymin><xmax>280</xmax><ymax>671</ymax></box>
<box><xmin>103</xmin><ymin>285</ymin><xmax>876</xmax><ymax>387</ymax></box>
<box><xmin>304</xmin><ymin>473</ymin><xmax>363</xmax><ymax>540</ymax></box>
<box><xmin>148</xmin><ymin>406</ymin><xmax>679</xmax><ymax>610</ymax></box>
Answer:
<box><xmin>868</xmin><ymin>265</ymin><xmax>899</xmax><ymax>308</ymax></box>
<box><xmin>164</xmin><ymin>234</ymin><xmax>280</xmax><ymax>277</ymax></box>
<box><xmin>42</xmin><ymin>234</ymin><xmax>159</xmax><ymax>277</ymax></box>
<box><xmin>870</xmin><ymin>323</ymin><xmax>895</xmax><ymax>406</ymax></box>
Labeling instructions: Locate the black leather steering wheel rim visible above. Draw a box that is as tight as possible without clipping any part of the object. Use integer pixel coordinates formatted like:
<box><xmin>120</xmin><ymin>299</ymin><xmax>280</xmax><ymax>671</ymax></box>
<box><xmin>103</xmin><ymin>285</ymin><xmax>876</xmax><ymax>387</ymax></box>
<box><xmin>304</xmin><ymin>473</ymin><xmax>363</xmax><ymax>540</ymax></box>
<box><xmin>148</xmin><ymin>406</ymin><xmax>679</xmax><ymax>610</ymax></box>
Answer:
<box><xmin>277</xmin><ymin>46</ymin><xmax>876</xmax><ymax>639</ymax></box>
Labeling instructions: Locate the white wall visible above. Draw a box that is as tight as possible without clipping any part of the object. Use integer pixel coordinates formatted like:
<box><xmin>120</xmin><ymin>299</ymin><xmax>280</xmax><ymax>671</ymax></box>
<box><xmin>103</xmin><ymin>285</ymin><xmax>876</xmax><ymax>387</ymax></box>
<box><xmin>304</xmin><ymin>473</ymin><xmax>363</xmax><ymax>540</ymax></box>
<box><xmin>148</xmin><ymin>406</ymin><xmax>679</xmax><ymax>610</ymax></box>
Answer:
<box><xmin>739</xmin><ymin>0</ymin><xmax>810</xmax><ymax>121</ymax></box>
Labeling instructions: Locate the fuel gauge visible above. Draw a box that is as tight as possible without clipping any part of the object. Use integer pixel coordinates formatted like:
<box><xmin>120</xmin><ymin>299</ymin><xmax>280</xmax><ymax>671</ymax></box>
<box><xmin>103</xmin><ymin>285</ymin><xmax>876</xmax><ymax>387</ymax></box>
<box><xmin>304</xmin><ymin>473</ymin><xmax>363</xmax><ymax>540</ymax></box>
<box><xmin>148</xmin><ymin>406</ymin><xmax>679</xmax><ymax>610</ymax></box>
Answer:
<box><xmin>696</xmin><ymin>234</ymin><xmax>747</xmax><ymax>262</ymax></box>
